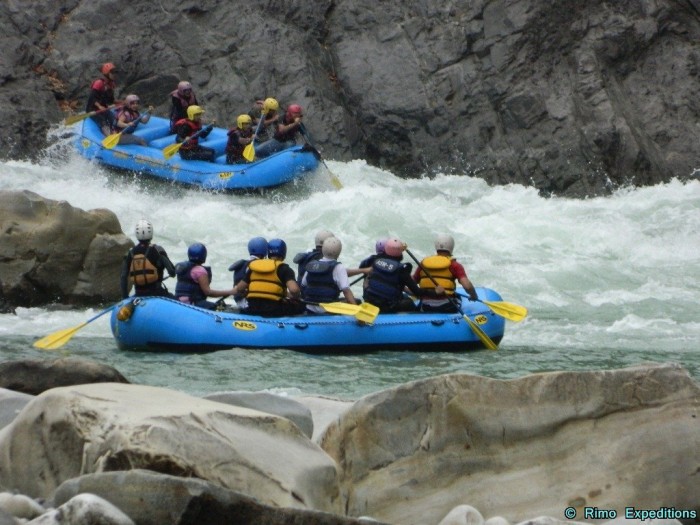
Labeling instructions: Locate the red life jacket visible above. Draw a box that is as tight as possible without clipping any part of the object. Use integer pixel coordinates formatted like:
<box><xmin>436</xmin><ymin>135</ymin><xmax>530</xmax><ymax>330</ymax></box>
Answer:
<box><xmin>175</xmin><ymin>118</ymin><xmax>202</xmax><ymax>149</ymax></box>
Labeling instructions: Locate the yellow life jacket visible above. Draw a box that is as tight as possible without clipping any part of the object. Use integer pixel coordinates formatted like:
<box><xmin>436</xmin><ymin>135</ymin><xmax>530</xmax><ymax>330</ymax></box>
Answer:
<box><xmin>247</xmin><ymin>259</ymin><xmax>285</xmax><ymax>301</ymax></box>
<box><xmin>418</xmin><ymin>255</ymin><xmax>456</xmax><ymax>294</ymax></box>
<box><xmin>129</xmin><ymin>248</ymin><xmax>159</xmax><ymax>287</ymax></box>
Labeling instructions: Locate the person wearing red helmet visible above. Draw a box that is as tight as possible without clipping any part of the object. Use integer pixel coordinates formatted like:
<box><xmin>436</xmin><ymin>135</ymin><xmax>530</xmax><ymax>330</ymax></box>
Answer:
<box><xmin>169</xmin><ymin>80</ymin><xmax>199</xmax><ymax>133</ymax></box>
<box><xmin>255</xmin><ymin>103</ymin><xmax>305</xmax><ymax>158</ymax></box>
<box><xmin>86</xmin><ymin>62</ymin><xmax>119</xmax><ymax>135</ymax></box>
<box><xmin>363</xmin><ymin>238</ymin><xmax>441</xmax><ymax>313</ymax></box>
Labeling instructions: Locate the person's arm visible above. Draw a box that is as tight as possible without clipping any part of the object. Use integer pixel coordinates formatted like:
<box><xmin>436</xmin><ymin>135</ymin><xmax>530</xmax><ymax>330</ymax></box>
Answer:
<box><xmin>155</xmin><ymin>246</ymin><xmax>176</xmax><ymax>277</ymax></box>
<box><xmin>342</xmin><ymin>287</ymin><xmax>356</xmax><ymax>304</ymax></box>
<box><xmin>195</xmin><ymin>272</ymin><xmax>234</xmax><ymax>298</ymax></box>
<box><xmin>459</xmin><ymin>276</ymin><xmax>478</xmax><ymax>301</ymax></box>
<box><xmin>140</xmin><ymin>107</ymin><xmax>154</xmax><ymax>124</ymax></box>
<box><xmin>286</xmin><ymin>279</ymin><xmax>301</xmax><ymax>299</ymax></box>
<box><xmin>275</xmin><ymin>117</ymin><xmax>302</xmax><ymax>138</ymax></box>
<box><xmin>119</xmin><ymin>254</ymin><xmax>131</xmax><ymax>299</ymax></box>
<box><xmin>175</xmin><ymin>122</ymin><xmax>189</xmax><ymax>143</ymax></box>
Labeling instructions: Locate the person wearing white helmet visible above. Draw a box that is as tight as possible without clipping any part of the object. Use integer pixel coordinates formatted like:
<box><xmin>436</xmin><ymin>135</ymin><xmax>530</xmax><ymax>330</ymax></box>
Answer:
<box><xmin>114</xmin><ymin>94</ymin><xmax>154</xmax><ymax>145</ymax></box>
<box><xmin>293</xmin><ymin>229</ymin><xmax>335</xmax><ymax>284</ymax></box>
<box><xmin>412</xmin><ymin>234</ymin><xmax>478</xmax><ymax>312</ymax></box>
<box><xmin>301</xmin><ymin>237</ymin><xmax>357</xmax><ymax>314</ymax></box>
<box><xmin>169</xmin><ymin>80</ymin><xmax>199</xmax><ymax>133</ymax></box>
<box><xmin>363</xmin><ymin>237</ymin><xmax>438</xmax><ymax>313</ymax></box>
<box><xmin>119</xmin><ymin>219</ymin><xmax>176</xmax><ymax>299</ymax></box>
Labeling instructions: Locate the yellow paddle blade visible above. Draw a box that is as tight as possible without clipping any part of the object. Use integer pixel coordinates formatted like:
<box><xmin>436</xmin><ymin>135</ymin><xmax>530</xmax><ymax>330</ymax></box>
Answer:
<box><xmin>163</xmin><ymin>142</ymin><xmax>183</xmax><ymax>160</ymax></box>
<box><xmin>329</xmin><ymin>170</ymin><xmax>343</xmax><ymax>190</ymax></box>
<box><xmin>64</xmin><ymin>113</ymin><xmax>91</xmax><ymax>126</ymax></box>
<box><xmin>483</xmin><ymin>301</ymin><xmax>528</xmax><ymax>322</ymax></box>
<box><xmin>356</xmin><ymin>302</ymin><xmax>379</xmax><ymax>324</ymax></box>
<box><xmin>463</xmin><ymin>315</ymin><xmax>498</xmax><ymax>351</ymax></box>
<box><xmin>101</xmin><ymin>132</ymin><xmax>122</xmax><ymax>150</ymax></box>
<box><xmin>317</xmin><ymin>302</ymin><xmax>361</xmax><ymax>316</ymax></box>
<box><xmin>242</xmin><ymin>142</ymin><xmax>255</xmax><ymax>162</ymax></box>
<box><xmin>33</xmin><ymin>323</ymin><xmax>87</xmax><ymax>350</ymax></box>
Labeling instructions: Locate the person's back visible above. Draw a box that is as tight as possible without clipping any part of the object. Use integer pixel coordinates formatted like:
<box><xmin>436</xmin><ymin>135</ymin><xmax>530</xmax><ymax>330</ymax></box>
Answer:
<box><xmin>294</xmin><ymin>229</ymin><xmax>334</xmax><ymax>284</ymax></box>
<box><xmin>302</xmin><ymin>237</ymin><xmax>356</xmax><ymax>314</ymax></box>
<box><xmin>120</xmin><ymin>219</ymin><xmax>176</xmax><ymax>299</ymax></box>
<box><xmin>363</xmin><ymin>238</ymin><xmax>429</xmax><ymax>313</ymax></box>
<box><xmin>235</xmin><ymin>238</ymin><xmax>305</xmax><ymax>317</ymax></box>
<box><xmin>414</xmin><ymin>234</ymin><xmax>478</xmax><ymax>312</ymax></box>
<box><xmin>229</xmin><ymin>237</ymin><xmax>268</xmax><ymax>308</ymax></box>
<box><xmin>175</xmin><ymin>243</ymin><xmax>234</xmax><ymax>310</ymax></box>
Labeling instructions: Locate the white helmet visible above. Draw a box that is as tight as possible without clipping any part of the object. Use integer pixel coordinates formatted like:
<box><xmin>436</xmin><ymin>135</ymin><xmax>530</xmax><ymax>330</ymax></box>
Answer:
<box><xmin>434</xmin><ymin>234</ymin><xmax>455</xmax><ymax>254</ymax></box>
<box><xmin>321</xmin><ymin>236</ymin><xmax>342</xmax><ymax>259</ymax></box>
<box><xmin>314</xmin><ymin>229</ymin><xmax>335</xmax><ymax>248</ymax></box>
<box><xmin>135</xmin><ymin>219</ymin><xmax>153</xmax><ymax>241</ymax></box>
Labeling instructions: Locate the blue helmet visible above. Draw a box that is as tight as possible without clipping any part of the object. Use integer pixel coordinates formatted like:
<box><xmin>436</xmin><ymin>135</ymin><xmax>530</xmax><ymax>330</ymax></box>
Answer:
<box><xmin>187</xmin><ymin>242</ymin><xmax>207</xmax><ymax>264</ymax></box>
<box><xmin>247</xmin><ymin>237</ymin><xmax>268</xmax><ymax>258</ymax></box>
<box><xmin>267</xmin><ymin>238</ymin><xmax>287</xmax><ymax>259</ymax></box>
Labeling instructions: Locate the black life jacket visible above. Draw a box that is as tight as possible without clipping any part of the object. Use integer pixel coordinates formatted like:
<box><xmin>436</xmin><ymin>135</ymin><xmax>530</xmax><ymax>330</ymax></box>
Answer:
<box><xmin>302</xmin><ymin>260</ymin><xmax>340</xmax><ymax>303</ymax></box>
<box><xmin>175</xmin><ymin>261</ymin><xmax>211</xmax><ymax>303</ymax></box>
<box><xmin>293</xmin><ymin>248</ymin><xmax>322</xmax><ymax>283</ymax></box>
<box><xmin>365</xmin><ymin>257</ymin><xmax>405</xmax><ymax>302</ymax></box>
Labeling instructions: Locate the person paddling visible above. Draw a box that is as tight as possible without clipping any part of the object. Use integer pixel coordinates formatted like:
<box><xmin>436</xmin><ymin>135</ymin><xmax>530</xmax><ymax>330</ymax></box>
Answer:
<box><xmin>174</xmin><ymin>105</ymin><xmax>215</xmax><ymax>162</ymax></box>
<box><xmin>86</xmin><ymin>62</ymin><xmax>119</xmax><ymax>136</ymax></box>
<box><xmin>120</xmin><ymin>219</ymin><xmax>176</xmax><ymax>299</ymax></box>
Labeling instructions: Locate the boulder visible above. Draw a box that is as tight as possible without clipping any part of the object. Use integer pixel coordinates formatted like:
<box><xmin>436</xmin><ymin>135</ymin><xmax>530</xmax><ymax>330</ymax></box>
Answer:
<box><xmin>0</xmin><ymin>191</ymin><xmax>132</xmax><ymax>307</ymax></box>
<box><xmin>0</xmin><ymin>388</ymin><xmax>33</xmax><ymax>430</ymax></box>
<box><xmin>204</xmin><ymin>391</ymin><xmax>314</xmax><ymax>439</ymax></box>
<box><xmin>1</xmin><ymin>1</ymin><xmax>699</xmax><ymax>196</ymax></box>
<box><xmin>0</xmin><ymin>383</ymin><xmax>342</xmax><ymax>514</ymax></box>
<box><xmin>0</xmin><ymin>358</ymin><xmax>129</xmax><ymax>396</ymax></box>
<box><xmin>53</xmin><ymin>469</ymin><xmax>385</xmax><ymax>525</ymax></box>
<box><xmin>26</xmin><ymin>493</ymin><xmax>134</xmax><ymax>525</ymax></box>
<box><xmin>320</xmin><ymin>363</ymin><xmax>700</xmax><ymax>525</ymax></box>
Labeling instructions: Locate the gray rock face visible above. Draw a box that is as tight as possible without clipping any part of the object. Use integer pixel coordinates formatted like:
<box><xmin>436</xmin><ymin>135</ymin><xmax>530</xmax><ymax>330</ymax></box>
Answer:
<box><xmin>1</xmin><ymin>0</ymin><xmax>698</xmax><ymax>196</ymax></box>
<box><xmin>319</xmin><ymin>362</ymin><xmax>700</xmax><ymax>525</ymax></box>
<box><xmin>0</xmin><ymin>190</ymin><xmax>132</xmax><ymax>306</ymax></box>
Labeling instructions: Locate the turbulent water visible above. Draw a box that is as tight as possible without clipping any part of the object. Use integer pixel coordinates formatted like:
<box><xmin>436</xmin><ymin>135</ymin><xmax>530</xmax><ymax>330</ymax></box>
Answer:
<box><xmin>1</xmin><ymin>134</ymin><xmax>699</xmax><ymax>400</ymax></box>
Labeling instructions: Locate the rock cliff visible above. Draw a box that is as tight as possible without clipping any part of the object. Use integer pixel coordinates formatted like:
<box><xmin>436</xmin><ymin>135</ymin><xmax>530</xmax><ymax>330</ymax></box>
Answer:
<box><xmin>1</xmin><ymin>0</ymin><xmax>699</xmax><ymax>196</ymax></box>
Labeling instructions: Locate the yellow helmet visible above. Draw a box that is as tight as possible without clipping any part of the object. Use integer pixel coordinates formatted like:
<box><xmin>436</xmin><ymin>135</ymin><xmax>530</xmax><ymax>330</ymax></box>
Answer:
<box><xmin>236</xmin><ymin>114</ymin><xmax>252</xmax><ymax>129</ymax></box>
<box><xmin>187</xmin><ymin>105</ymin><xmax>204</xmax><ymax>120</ymax></box>
<box><xmin>262</xmin><ymin>97</ymin><xmax>279</xmax><ymax>113</ymax></box>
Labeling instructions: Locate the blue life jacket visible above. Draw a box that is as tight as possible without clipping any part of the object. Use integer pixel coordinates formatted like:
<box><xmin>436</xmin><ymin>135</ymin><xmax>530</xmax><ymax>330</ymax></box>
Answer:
<box><xmin>364</xmin><ymin>257</ymin><xmax>404</xmax><ymax>303</ymax></box>
<box><xmin>293</xmin><ymin>248</ymin><xmax>322</xmax><ymax>282</ymax></box>
<box><xmin>229</xmin><ymin>258</ymin><xmax>251</xmax><ymax>302</ymax></box>
<box><xmin>302</xmin><ymin>260</ymin><xmax>340</xmax><ymax>303</ymax></box>
<box><xmin>175</xmin><ymin>261</ymin><xmax>211</xmax><ymax>303</ymax></box>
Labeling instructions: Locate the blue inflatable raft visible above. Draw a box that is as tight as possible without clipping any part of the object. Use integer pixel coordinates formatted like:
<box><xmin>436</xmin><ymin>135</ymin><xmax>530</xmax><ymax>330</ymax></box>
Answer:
<box><xmin>74</xmin><ymin>115</ymin><xmax>319</xmax><ymax>190</ymax></box>
<box><xmin>110</xmin><ymin>288</ymin><xmax>506</xmax><ymax>353</ymax></box>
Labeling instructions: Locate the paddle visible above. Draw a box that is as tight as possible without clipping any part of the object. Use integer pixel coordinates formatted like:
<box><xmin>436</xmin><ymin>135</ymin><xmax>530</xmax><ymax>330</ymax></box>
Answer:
<box><xmin>242</xmin><ymin>112</ymin><xmax>265</xmax><ymax>162</ymax></box>
<box><xmin>299</xmin><ymin>124</ymin><xmax>343</xmax><ymax>190</ymax></box>
<box><xmin>405</xmin><ymin>248</ymin><xmax>498</xmax><ymax>351</ymax></box>
<box><xmin>33</xmin><ymin>305</ymin><xmax>115</xmax><ymax>350</ymax></box>
<box><xmin>162</xmin><ymin>125</ymin><xmax>212</xmax><ymax>160</ymax></box>
<box><xmin>482</xmin><ymin>300</ymin><xmax>528</xmax><ymax>322</ymax></box>
<box><xmin>101</xmin><ymin>111</ymin><xmax>151</xmax><ymax>149</ymax></box>
<box><xmin>305</xmin><ymin>301</ymin><xmax>379</xmax><ymax>324</ymax></box>
<box><xmin>64</xmin><ymin>104</ymin><xmax>121</xmax><ymax>126</ymax></box>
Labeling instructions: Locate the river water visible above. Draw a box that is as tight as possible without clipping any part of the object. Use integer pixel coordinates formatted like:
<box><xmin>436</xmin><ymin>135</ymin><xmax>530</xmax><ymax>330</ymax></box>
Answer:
<box><xmin>1</xmin><ymin>136</ymin><xmax>699</xmax><ymax>400</ymax></box>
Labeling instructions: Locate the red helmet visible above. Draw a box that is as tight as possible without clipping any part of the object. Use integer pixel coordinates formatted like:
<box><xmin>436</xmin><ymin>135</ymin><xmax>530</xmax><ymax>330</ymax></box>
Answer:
<box><xmin>286</xmin><ymin>104</ymin><xmax>303</xmax><ymax>118</ymax></box>
<box><xmin>101</xmin><ymin>62</ymin><xmax>116</xmax><ymax>75</ymax></box>
<box><xmin>384</xmin><ymin>238</ymin><xmax>404</xmax><ymax>257</ymax></box>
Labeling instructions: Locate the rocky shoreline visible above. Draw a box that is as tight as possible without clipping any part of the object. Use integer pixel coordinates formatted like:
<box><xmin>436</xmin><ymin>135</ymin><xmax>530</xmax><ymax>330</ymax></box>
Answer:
<box><xmin>2</xmin><ymin>0</ymin><xmax>699</xmax><ymax>197</ymax></box>
<box><xmin>0</xmin><ymin>358</ymin><xmax>697</xmax><ymax>524</ymax></box>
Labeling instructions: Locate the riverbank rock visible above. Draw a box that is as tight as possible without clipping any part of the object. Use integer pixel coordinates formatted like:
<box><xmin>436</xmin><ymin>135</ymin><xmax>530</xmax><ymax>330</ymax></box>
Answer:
<box><xmin>0</xmin><ymin>383</ymin><xmax>342</xmax><ymax>514</ymax></box>
<box><xmin>2</xmin><ymin>0</ymin><xmax>699</xmax><ymax>196</ymax></box>
<box><xmin>319</xmin><ymin>362</ymin><xmax>700</xmax><ymax>525</ymax></box>
<box><xmin>53</xmin><ymin>470</ymin><xmax>383</xmax><ymax>525</ymax></box>
<box><xmin>0</xmin><ymin>358</ymin><xmax>129</xmax><ymax>396</ymax></box>
<box><xmin>0</xmin><ymin>190</ymin><xmax>131</xmax><ymax>307</ymax></box>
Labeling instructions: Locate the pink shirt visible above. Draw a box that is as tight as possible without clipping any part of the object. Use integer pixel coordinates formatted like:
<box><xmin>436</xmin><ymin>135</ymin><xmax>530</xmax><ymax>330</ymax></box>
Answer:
<box><xmin>178</xmin><ymin>265</ymin><xmax>209</xmax><ymax>304</ymax></box>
